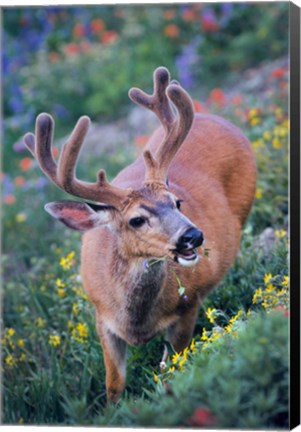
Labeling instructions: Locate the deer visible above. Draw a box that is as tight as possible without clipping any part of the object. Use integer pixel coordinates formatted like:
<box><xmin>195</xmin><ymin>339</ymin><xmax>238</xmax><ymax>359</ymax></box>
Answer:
<box><xmin>23</xmin><ymin>67</ymin><xmax>256</xmax><ymax>403</ymax></box>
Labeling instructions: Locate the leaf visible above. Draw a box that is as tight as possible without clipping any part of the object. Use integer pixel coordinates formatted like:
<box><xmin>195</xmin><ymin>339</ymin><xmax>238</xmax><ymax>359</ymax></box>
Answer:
<box><xmin>178</xmin><ymin>286</ymin><xmax>186</xmax><ymax>296</ymax></box>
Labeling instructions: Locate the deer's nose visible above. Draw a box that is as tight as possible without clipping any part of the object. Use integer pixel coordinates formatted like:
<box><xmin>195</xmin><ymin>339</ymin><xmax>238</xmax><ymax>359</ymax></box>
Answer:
<box><xmin>177</xmin><ymin>227</ymin><xmax>204</xmax><ymax>248</ymax></box>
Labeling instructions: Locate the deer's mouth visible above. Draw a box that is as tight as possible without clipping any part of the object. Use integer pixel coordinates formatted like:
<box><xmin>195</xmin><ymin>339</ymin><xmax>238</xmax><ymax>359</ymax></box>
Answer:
<box><xmin>173</xmin><ymin>247</ymin><xmax>200</xmax><ymax>267</ymax></box>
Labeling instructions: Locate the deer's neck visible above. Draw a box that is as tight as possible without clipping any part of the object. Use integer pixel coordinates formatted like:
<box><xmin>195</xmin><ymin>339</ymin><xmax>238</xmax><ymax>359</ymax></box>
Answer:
<box><xmin>112</xmin><ymin>248</ymin><xmax>167</xmax><ymax>295</ymax></box>
<box><xmin>111</xmin><ymin>247</ymin><xmax>167</xmax><ymax>330</ymax></box>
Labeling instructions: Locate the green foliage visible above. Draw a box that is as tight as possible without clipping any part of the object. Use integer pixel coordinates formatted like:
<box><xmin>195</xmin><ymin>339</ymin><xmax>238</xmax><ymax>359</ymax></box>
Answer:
<box><xmin>196</xmin><ymin>3</ymin><xmax>288</xmax><ymax>87</ymax></box>
<box><xmin>2</xmin><ymin>3</ymin><xmax>289</xmax><ymax>428</ymax></box>
<box><xmin>92</xmin><ymin>312</ymin><xmax>288</xmax><ymax>428</ymax></box>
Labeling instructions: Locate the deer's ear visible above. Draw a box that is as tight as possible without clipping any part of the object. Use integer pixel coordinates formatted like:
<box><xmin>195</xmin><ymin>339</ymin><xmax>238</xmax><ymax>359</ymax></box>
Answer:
<box><xmin>44</xmin><ymin>200</ymin><xmax>115</xmax><ymax>231</ymax></box>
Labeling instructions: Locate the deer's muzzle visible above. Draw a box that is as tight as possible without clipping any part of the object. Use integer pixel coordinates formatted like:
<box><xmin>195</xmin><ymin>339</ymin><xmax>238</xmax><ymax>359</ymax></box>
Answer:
<box><xmin>173</xmin><ymin>227</ymin><xmax>204</xmax><ymax>267</ymax></box>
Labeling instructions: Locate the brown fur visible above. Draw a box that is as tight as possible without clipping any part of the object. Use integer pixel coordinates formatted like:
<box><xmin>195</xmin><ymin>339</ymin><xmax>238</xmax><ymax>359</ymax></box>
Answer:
<box><xmin>24</xmin><ymin>69</ymin><xmax>256</xmax><ymax>404</ymax></box>
<box><xmin>81</xmin><ymin>113</ymin><xmax>256</xmax><ymax>402</ymax></box>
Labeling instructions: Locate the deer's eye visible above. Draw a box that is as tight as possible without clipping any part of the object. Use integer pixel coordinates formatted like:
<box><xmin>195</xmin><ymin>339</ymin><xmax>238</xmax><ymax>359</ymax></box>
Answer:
<box><xmin>176</xmin><ymin>200</ymin><xmax>183</xmax><ymax>210</ymax></box>
<box><xmin>129</xmin><ymin>217</ymin><xmax>147</xmax><ymax>228</ymax></box>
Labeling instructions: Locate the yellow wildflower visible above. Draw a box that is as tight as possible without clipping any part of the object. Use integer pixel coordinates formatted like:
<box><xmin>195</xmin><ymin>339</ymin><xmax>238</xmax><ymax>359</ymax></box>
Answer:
<box><xmin>72</xmin><ymin>286</ymin><xmax>88</xmax><ymax>300</ymax></box>
<box><xmin>15</xmin><ymin>212</ymin><xmax>27</xmax><ymax>223</ymax></box>
<box><xmin>178</xmin><ymin>357</ymin><xmax>187</xmax><ymax>370</ymax></box>
<box><xmin>263</xmin><ymin>131</ymin><xmax>272</xmax><ymax>141</ymax></box>
<box><xmin>152</xmin><ymin>372</ymin><xmax>159</xmax><ymax>383</ymax></box>
<box><xmin>277</xmin><ymin>288</ymin><xmax>287</xmax><ymax>297</ymax></box>
<box><xmin>17</xmin><ymin>338</ymin><xmax>25</xmax><ymax>348</ymax></box>
<box><xmin>265</xmin><ymin>283</ymin><xmax>275</xmax><ymax>293</ymax></box>
<box><xmin>49</xmin><ymin>334</ymin><xmax>61</xmax><ymax>346</ymax></box>
<box><xmin>76</xmin><ymin>323</ymin><xmax>88</xmax><ymax>338</ymax></box>
<box><xmin>56</xmin><ymin>278</ymin><xmax>66</xmax><ymax>288</ymax></box>
<box><xmin>275</xmin><ymin>229</ymin><xmax>286</xmax><ymax>239</ymax></box>
<box><xmin>275</xmin><ymin>107</ymin><xmax>283</xmax><ymax>117</ymax></box>
<box><xmin>57</xmin><ymin>288</ymin><xmax>66</xmax><ymax>298</ymax></box>
<box><xmin>35</xmin><ymin>317</ymin><xmax>46</xmax><ymax>328</ymax></box>
<box><xmin>5</xmin><ymin>354</ymin><xmax>16</xmax><ymax>367</ymax></box>
<box><xmin>274</xmin><ymin>125</ymin><xmax>287</xmax><ymax>137</ymax></box>
<box><xmin>7</xmin><ymin>328</ymin><xmax>15</xmax><ymax>337</ymax></box>
<box><xmin>252</xmin><ymin>288</ymin><xmax>262</xmax><ymax>304</ymax></box>
<box><xmin>19</xmin><ymin>353</ymin><xmax>27</xmax><ymax>362</ymax></box>
<box><xmin>72</xmin><ymin>303</ymin><xmax>79</xmax><ymax>315</ymax></box>
<box><xmin>182</xmin><ymin>347</ymin><xmax>189</xmax><ymax>360</ymax></box>
<box><xmin>225</xmin><ymin>324</ymin><xmax>233</xmax><ymax>333</ymax></box>
<box><xmin>172</xmin><ymin>352</ymin><xmax>181</xmax><ymax>364</ymax></box>
<box><xmin>210</xmin><ymin>328</ymin><xmax>221</xmax><ymax>342</ymax></box>
<box><xmin>229</xmin><ymin>310</ymin><xmax>243</xmax><ymax>325</ymax></box>
<box><xmin>250</xmin><ymin>117</ymin><xmax>261</xmax><ymax>127</ymax></box>
<box><xmin>60</xmin><ymin>251</ymin><xmax>75</xmax><ymax>270</ymax></box>
<box><xmin>18</xmin><ymin>418</ymin><xmax>24</xmax><ymax>424</ymax></box>
<box><xmin>67</xmin><ymin>320</ymin><xmax>74</xmax><ymax>329</ymax></box>
<box><xmin>249</xmin><ymin>108</ymin><xmax>260</xmax><ymax>118</ymax></box>
<box><xmin>72</xmin><ymin>322</ymin><xmax>89</xmax><ymax>343</ymax></box>
<box><xmin>264</xmin><ymin>273</ymin><xmax>273</xmax><ymax>284</ymax></box>
<box><xmin>201</xmin><ymin>328</ymin><xmax>209</xmax><ymax>341</ymax></box>
<box><xmin>282</xmin><ymin>276</ymin><xmax>289</xmax><ymax>287</ymax></box>
<box><xmin>206</xmin><ymin>307</ymin><xmax>217</xmax><ymax>324</ymax></box>
<box><xmin>255</xmin><ymin>188</ymin><xmax>263</xmax><ymax>199</ymax></box>
<box><xmin>252</xmin><ymin>139</ymin><xmax>264</xmax><ymax>149</ymax></box>
<box><xmin>190</xmin><ymin>338</ymin><xmax>196</xmax><ymax>352</ymax></box>
<box><xmin>168</xmin><ymin>366</ymin><xmax>175</xmax><ymax>372</ymax></box>
<box><xmin>272</xmin><ymin>138</ymin><xmax>282</xmax><ymax>149</ymax></box>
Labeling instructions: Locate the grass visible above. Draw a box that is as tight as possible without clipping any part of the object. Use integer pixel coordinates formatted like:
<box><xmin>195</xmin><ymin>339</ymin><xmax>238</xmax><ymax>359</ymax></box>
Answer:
<box><xmin>2</xmin><ymin>48</ymin><xmax>289</xmax><ymax>427</ymax></box>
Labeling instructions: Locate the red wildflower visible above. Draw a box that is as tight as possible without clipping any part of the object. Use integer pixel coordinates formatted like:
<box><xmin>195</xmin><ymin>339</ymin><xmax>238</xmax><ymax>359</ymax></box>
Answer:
<box><xmin>14</xmin><ymin>176</ymin><xmax>26</xmax><ymax>187</ymax></box>
<box><xmin>271</xmin><ymin>67</ymin><xmax>285</xmax><ymax>79</ymax></box>
<box><xmin>274</xmin><ymin>306</ymin><xmax>289</xmax><ymax>317</ymax></box>
<box><xmin>278</xmin><ymin>80</ymin><xmax>287</xmax><ymax>90</ymax></box>
<box><xmin>63</xmin><ymin>43</ymin><xmax>80</xmax><ymax>56</ymax></box>
<box><xmin>101</xmin><ymin>30</ymin><xmax>118</xmax><ymax>45</ymax></box>
<box><xmin>49</xmin><ymin>52</ymin><xmax>60</xmax><ymax>63</ymax></box>
<box><xmin>52</xmin><ymin>147</ymin><xmax>59</xmax><ymax>159</ymax></box>
<box><xmin>182</xmin><ymin>8</ymin><xmax>197</xmax><ymax>22</ymax></box>
<box><xmin>4</xmin><ymin>194</ymin><xmax>16</xmax><ymax>205</ymax></box>
<box><xmin>163</xmin><ymin>9</ymin><xmax>176</xmax><ymax>20</ymax></box>
<box><xmin>193</xmin><ymin>100</ymin><xmax>209</xmax><ymax>113</ymax></box>
<box><xmin>164</xmin><ymin>24</ymin><xmax>180</xmax><ymax>38</ymax></box>
<box><xmin>201</xmin><ymin>10</ymin><xmax>220</xmax><ymax>32</ymax></box>
<box><xmin>208</xmin><ymin>88</ymin><xmax>226</xmax><ymax>106</ymax></box>
<box><xmin>134</xmin><ymin>135</ymin><xmax>149</xmax><ymax>147</ymax></box>
<box><xmin>19</xmin><ymin>157</ymin><xmax>33</xmax><ymax>172</ymax></box>
<box><xmin>91</xmin><ymin>18</ymin><xmax>105</xmax><ymax>34</ymax></box>
<box><xmin>73</xmin><ymin>23</ymin><xmax>85</xmax><ymax>38</ymax></box>
<box><xmin>187</xmin><ymin>407</ymin><xmax>217</xmax><ymax>427</ymax></box>
<box><xmin>232</xmin><ymin>94</ymin><xmax>243</xmax><ymax>106</ymax></box>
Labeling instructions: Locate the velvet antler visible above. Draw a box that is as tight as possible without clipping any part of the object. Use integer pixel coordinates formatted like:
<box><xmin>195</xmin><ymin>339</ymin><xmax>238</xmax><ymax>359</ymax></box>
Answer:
<box><xmin>24</xmin><ymin>114</ymin><xmax>130</xmax><ymax>207</ymax></box>
<box><xmin>128</xmin><ymin>67</ymin><xmax>194</xmax><ymax>184</ymax></box>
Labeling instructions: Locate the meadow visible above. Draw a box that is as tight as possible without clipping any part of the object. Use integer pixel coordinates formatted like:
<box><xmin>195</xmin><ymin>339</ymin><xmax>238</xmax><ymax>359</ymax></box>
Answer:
<box><xmin>2</xmin><ymin>3</ymin><xmax>289</xmax><ymax>427</ymax></box>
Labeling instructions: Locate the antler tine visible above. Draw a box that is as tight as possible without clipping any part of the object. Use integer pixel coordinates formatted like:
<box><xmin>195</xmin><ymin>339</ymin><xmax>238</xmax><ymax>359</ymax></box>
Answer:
<box><xmin>23</xmin><ymin>113</ymin><xmax>130</xmax><ymax>207</ymax></box>
<box><xmin>129</xmin><ymin>67</ymin><xmax>194</xmax><ymax>185</ymax></box>
<box><xmin>155</xmin><ymin>84</ymin><xmax>194</xmax><ymax>174</ymax></box>
<box><xmin>24</xmin><ymin>113</ymin><xmax>61</xmax><ymax>186</ymax></box>
<box><xmin>129</xmin><ymin>66</ymin><xmax>175</xmax><ymax>131</ymax></box>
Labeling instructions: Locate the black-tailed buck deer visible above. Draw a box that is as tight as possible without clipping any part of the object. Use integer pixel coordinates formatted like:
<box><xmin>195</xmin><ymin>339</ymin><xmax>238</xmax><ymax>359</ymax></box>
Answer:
<box><xmin>24</xmin><ymin>67</ymin><xmax>256</xmax><ymax>402</ymax></box>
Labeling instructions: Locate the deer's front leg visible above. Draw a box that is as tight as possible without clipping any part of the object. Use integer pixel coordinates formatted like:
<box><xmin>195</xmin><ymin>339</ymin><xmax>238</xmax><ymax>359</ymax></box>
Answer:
<box><xmin>96</xmin><ymin>318</ymin><xmax>127</xmax><ymax>403</ymax></box>
<box><xmin>162</xmin><ymin>305</ymin><xmax>199</xmax><ymax>365</ymax></box>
